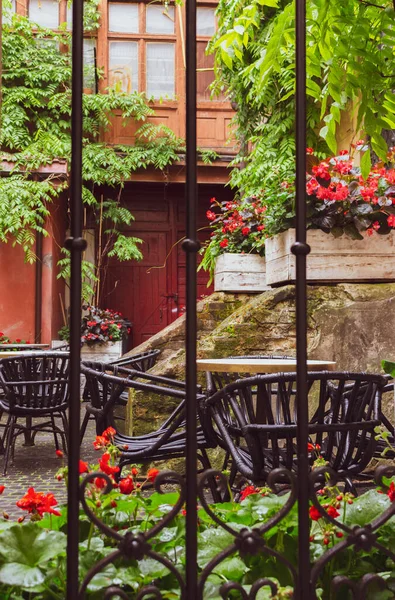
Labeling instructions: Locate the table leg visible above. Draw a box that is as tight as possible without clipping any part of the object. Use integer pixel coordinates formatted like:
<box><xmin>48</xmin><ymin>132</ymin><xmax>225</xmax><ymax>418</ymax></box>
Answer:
<box><xmin>23</xmin><ymin>417</ymin><xmax>35</xmax><ymax>446</ymax></box>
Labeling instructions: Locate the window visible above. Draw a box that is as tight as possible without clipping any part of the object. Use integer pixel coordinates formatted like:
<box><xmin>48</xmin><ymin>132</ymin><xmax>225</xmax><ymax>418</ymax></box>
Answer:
<box><xmin>197</xmin><ymin>7</ymin><xmax>215</xmax><ymax>36</ymax></box>
<box><xmin>83</xmin><ymin>39</ymin><xmax>97</xmax><ymax>92</ymax></box>
<box><xmin>108</xmin><ymin>1</ymin><xmax>176</xmax><ymax>99</ymax></box>
<box><xmin>109</xmin><ymin>3</ymin><xmax>138</xmax><ymax>33</ymax></box>
<box><xmin>29</xmin><ymin>0</ymin><xmax>59</xmax><ymax>28</ymax></box>
<box><xmin>109</xmin><ymin>41</ymin><xmax>138</xmax><ymax>93</ymax></box>
<box><xmin>196</xmin><ymin>6</ymin><xmax>217</xmax><ymax>101</ymax></box>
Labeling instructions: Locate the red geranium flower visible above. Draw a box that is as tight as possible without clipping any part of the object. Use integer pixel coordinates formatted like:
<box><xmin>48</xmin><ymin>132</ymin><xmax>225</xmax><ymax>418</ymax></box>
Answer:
<box><xmin>241</xmin><ymin>226</ymin><xmax>250</xmax><ymax>236</ymax></box>
<box><xmin>240</xmin><ymin>485</ymin><xmax>259</xmax><ymax>502</ymax></box>
<box><xmin>119</xmin><ymin>477</ymin><xmax>134</xmax><ymax>494</ymax></box>
<box><xmin>99</xmin><ymin>453</ymin><xmax>120</xmax><ymax>476</ymax></box>
<box><xmin>326</xmin><ymin>505</ymin><xmax>340</xmax><ymax>519</ymax></box>
<box><xmin>93</xmin><ymin>435</ymin><xmax>109</xmax><ymax>450</ymax></box>
<box><xmin>388</xmin><ymin>215</ymin><xmax>395</xmax><ymax>228</ymax></box>
<box><xmin>0</xmin><ymin>485</ymin><xmax>5</xmax><ymax>494</ymax></box>
<box><xmin>388</xmin><ymin>481</ymin><xmax>395</xmax><ymax>502</ymax></box>
<box><xmin>219</xmin><ymin>239</ymin><xmax>228</xmax><ymax>248</ymax></box>
<box><xmin>206</xmin><ymin>210</ymin><xmax>216</xmax><ymax>221</ymax></box>
<box><xmin>55</xmin><ymin>450</ymin><xmax>64</xmax><ymax>458</ymax></box>
<box><xmin>147</xmin><ymin>468</ymin><xmax>160</xmax><ymax>483</ymax></box>
<box><xmin>102</xmin><ymin>427</ymin><xmax>116</xmax><ymax>442</ymax></box>
<box><xmin>94</xmin><ymin>477</ymin><xmax>106</xmax><ymax>490</ymax></box>
<box><xmin>16</xmin><ymin>488</ymin><xmax>61</xmax><ymax>517</ymax></box>
<box><xmin>79</xmin><ymin>460</ymin><xmax>89</xmax><ymax>474</ymax></box>
<box><xmin>309</xmin><ymin>505</ymin><xmax>322</xmax><ymax>521</ymax></box>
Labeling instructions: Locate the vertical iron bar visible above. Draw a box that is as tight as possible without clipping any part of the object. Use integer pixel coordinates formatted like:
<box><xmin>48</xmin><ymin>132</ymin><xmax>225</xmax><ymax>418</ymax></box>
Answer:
<box><xmin>66</xmin><ymin>0</ymin><xmax>85</xmax><ymax>595</ymax></box>
<box><xmin>292</xmin><ymin>0</ymin><xmax>311</xmax><ymax>597</ymax></box>
<box><xmin>183</xmin><ymin>0</ymin><xmax>198</xmax><ymax>595</ymax></box>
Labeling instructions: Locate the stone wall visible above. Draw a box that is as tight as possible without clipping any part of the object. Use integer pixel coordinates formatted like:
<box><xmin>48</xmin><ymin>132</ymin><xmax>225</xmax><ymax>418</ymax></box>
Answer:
<box><xmin>125</xmin><ymin>283</ymin><xmax>395</xmax><ymax>435</ymax></box>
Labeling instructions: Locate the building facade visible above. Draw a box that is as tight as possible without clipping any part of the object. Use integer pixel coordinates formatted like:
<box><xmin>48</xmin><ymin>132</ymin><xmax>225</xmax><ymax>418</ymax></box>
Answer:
<box><xmin>0</xmin><ymin>0</ymin><xmax>236</xmax><ymax>347</ymax></box>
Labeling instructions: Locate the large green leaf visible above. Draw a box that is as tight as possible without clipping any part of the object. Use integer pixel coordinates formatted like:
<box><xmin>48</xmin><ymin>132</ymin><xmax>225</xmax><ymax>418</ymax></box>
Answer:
<box><xmin>360</xmin><ymin>149</ymin><xmax>372</xmax><ymax>181</ymax></box>
<box><xmin>344</xmin><ymin>490</ymin><xmax>391</xmax><ymax>527</ymax></box>
<box><xmin>0</xmin><ymin>523</ymin><xmax>66</xmax><ymax>566</ymax></box>
<box><xmin>0</xmin><ymin>563</ymin><xmax>45</xmax><ymax>588</ymax></box>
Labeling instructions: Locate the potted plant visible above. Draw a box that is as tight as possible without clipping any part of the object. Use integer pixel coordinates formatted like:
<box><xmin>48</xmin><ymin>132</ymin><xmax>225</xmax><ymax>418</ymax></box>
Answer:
<box><xmin>55</xmin><ymin>306</ymin><xmax>131</xmax><ymax>361</ymax></box>
<box><xmin>265</xmin><ymin>143</ymin><xmax>395</xmax><ymax>286</ymax></box>
<box><xmin>199</xmin><ymin>196</ymin><xmax>274</xmax><ymax>293</ymax></box>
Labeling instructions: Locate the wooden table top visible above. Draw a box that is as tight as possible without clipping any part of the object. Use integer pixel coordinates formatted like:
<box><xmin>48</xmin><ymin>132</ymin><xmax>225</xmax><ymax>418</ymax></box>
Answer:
<box><xmin>0</xmin><ymin>344</ymin><xmax>49</xmax><ymax>349</ymax></box>
<box><xmin>197</xmin><ymin>358</ymin><xmax>336</xmax><ymax>373</ymax></box>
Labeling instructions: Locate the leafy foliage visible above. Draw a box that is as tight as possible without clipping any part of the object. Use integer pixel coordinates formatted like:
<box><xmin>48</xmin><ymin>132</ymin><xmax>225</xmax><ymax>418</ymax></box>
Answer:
<box><xmin>0</xmin><ymin>4</ymin><xmax>183</xmax><ymax>279</ymax></box>
<box><xmin>212</xmin><ymin>0</ymin><xmax>395</xmax><ymax>210</ymax></box>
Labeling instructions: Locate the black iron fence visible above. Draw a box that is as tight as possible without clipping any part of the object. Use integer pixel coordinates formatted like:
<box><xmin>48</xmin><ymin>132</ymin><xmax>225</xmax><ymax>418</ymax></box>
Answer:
<box><xmin>64</xmin><ymin>0</ymin><xmax>395</xmax><ymax>597</ymax></box>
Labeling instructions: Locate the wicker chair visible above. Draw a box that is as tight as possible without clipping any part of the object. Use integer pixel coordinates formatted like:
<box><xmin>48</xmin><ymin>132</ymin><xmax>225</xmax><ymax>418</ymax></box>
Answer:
<box><xmin>109</xmin><ymin>349</ymin><xmax>161</xmax><ymax>371</ymax></box>
<box><xmin>0</xmin><ymin>353</ymin><xmax>69</xmax><ymax>475</ymax></box>
<box><xmin>80</xmin><ymin>349</ymin><xmax>161</xmax><ymax>439</ymax></box>
<box><xmin>80</xmin><ymin>361</ymin><xmax>189</xmax><ymax>440</ymax></box>
<box><xmin>205</xmin><ymin>355</ymin><xmax>295</xmax><ymax>395</ymax></box>
<box><xmin>203</xmin><ymin>371</ymin><xmax>387</xmax><ymax>494</ymax></box>
<box><xmin>80</xmin><ymin>361</ymin><xmax>219</xmax><ymax>498</ymax></box>
<box><xmin>204</xmin><ymin>355</ymin><xmax>295</xmax><ymax>472</ymax></box>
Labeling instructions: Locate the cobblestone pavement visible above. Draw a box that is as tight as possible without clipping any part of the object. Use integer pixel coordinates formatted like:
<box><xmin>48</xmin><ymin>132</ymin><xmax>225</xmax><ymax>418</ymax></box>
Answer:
<box><xmin>0</xmin><ymin>411</ymin><xmax>98</xmax><ymax>520</ymax></box>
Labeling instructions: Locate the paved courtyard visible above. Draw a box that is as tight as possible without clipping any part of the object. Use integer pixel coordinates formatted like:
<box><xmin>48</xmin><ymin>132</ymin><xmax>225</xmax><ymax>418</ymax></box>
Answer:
<box><xmin>0</xmin><ymin>411</ymin><xmax>98</xmax><ymax>520</ymax></box>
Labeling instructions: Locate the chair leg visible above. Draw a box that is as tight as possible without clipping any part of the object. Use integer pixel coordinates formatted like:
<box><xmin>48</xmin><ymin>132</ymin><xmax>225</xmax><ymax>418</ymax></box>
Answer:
<box><xmin>59</xmin><ymin>412</ymin><xmax>69</xmax><ymax>455</ymax></box>
<box><xmin>3</xmin><ymin>416</ymin><xmax>16</xmax><ymax>476</ymax></box>
<box><xmin>198</xmin><ymin>449</ymin><xmax>222</xmax><ymax>503</ymax></box>
<box><xmin>0</xmin><ymin>410</ymin><xmax>11</xmax><ymax>454</ymax></box>
<box><xmin>51</xmin><ymin>415</ymin><xmax>60</xmax><ymax>450</ymax></box>
<box><xmin>79</xmin><ymin>411</ymin><xmax>90</xmax><ymax>445</ymax></box>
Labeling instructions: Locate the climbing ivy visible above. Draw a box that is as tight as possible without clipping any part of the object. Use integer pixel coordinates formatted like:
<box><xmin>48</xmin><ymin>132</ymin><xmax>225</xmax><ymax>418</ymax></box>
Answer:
<box><xmin>212</xmin><ymin>0</ymin><xmax>395</xmax><ymax>200</ymax></box>
<box><xmin>0</xmin><ymin>3</ymin><xmax>184</xmax><ymax>270</ymax></box>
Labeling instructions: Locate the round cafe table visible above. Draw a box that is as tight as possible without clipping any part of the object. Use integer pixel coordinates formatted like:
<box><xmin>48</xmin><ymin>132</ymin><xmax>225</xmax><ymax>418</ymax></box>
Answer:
<box><xmin>197</xmin><ymin>357</ymin><xmax>336</xmax><ymax>423</ymax></box>
<box><xmin>197</xmin><ymin>357</ymin><xmax>336</xmax><ymax>373</ymax></box>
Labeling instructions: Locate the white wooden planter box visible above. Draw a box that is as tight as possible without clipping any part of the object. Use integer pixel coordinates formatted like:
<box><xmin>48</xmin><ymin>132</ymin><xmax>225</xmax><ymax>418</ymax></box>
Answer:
<box><xmin>214</xmin><ymin>253</ymin><xmax>269</xmax><ymax>293</ymax></box>
<box><xmin>81</xmin><ymin>340</ymin><xmax>122</xmax><ymax>363</ymax></box>
<box><xmin>265</xmin><ymin>228</ymin><xmax>395</xmax><ymax>286</ymax></box>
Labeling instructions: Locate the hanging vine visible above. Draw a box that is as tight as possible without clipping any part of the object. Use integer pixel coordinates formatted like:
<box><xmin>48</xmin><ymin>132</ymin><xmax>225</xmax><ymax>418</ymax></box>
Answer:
<box><xmin>0</xmin><ymin>2</ymin><xmax>185</xmax><ymax>273</ymax></box>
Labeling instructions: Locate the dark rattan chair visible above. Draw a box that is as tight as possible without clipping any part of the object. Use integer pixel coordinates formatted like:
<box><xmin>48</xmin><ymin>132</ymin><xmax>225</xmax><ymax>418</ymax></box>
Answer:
<box><xmin>203</xmin><ymin>371</ymin><xmax>387</xmax><ymax>494</ymax></box>
<box><xmin>204</xmin><ymin>354</ymin><xmax>295</xmax><ymax>471</ymax></box>
<box><xmin>109</xmin><ymin>349</ymin><xmax>161</xmax><ymax>371</ymax></box>
<box><xmin>205</xmin><ymin>354</ymin><xmax>295</xmax><ymax>395</ymax></box>
<box><xmin>80</xmin><ymin>361</ymin><xmax>189</xmax><ymax>440</ymax></box>
<box><xmin>0</xmin><ymin>352</ymin><xmax>70</xmax><ymax>475</ymax></box>
<box><xmin>80</xmin><ymin>349</ymin><xmax>161</xmax><ymax>438</ymax></box>
<box><xmin>80</xmin><ymin>361</ymin><xmax>220</xmax><ymax>498</ymax></box>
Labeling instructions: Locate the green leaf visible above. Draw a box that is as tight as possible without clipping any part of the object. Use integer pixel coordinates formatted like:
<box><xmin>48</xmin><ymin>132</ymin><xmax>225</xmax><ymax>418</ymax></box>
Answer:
<box><xmin>0</xmin><ymin>563</ymin><xmax>45</xmax><ymax>589</ymax></box>
<box><xmin>360</xmin><ymin>150</ymin><xmax>372</xmax><ymax>181</ymax></box>
<box><xmin>382</xmin><ymin>360</ymin><xmax>395</xmax><ymax>378</ymax></box>
<box><xmin>0</xmin><ymin>523</ymin><xmax>66</xmax><ymax>566</ymax></box>
<box><xmin>213</xmin><ymin>556</ymin><xmax>249</xmax><ymax>580</ymax></box>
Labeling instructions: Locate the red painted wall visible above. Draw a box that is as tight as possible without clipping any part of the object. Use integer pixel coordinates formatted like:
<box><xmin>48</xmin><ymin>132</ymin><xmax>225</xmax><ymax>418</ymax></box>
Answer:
<box><xmin>0</xmin><ymin>243</ymin><xmax>36</xmax><ymax>341</ymax></box>
<box><xmin>0</xmin><ymin>195</ymin><xmax>67</xmax><ymax>344</ymax></box>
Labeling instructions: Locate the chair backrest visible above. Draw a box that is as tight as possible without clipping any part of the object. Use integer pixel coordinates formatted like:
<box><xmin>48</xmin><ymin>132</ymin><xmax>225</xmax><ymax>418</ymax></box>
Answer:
<box><xmin>0</xmin><ymin>353</ymin><xmax>70</xmax><ymax>413</ymax></box>
<box><xmin>204</xmin><ymin>371</ymin><xmax>386</xmax><ymax>482</ymax></box>
<box><xmin>205</xmin><ymin>355</ymin><xmax>295</xmax><ymax>396</ymax></box>
<box><xmin>109</xmin><ymin>349</ymin><xmax>161</xmax><ymax>372</ymax></box>
<box><xmin>80</xmin><ymin>361</ymin><xmax>201</xmax><ymax>435</ymax></box>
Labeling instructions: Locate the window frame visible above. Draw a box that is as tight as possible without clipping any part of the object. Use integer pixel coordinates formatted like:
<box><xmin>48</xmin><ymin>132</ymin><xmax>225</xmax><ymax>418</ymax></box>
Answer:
<box><xmin>107</xmin><ymin>0</ymin><xmax>177</xmax><ymax>100</ymax></box>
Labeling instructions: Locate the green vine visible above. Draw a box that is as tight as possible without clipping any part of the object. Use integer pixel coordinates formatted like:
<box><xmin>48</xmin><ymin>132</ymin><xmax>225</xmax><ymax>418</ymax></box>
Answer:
<box><xmin>0</xmin><ymin>4</ymin><xmax>184</xmax><ymax>278</ymax></box>
<box><xmin>211</xmin><ymin>0</ymin><xmax>395</xmax><ymax>203</ymax></box>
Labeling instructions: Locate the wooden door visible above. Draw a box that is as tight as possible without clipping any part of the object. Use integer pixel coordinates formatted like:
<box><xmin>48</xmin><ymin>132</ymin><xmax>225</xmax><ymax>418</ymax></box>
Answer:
<box><xmin>101</xmin><ymin>230</ymin><xmax>173</xmax><ymax>348</ymax></box>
